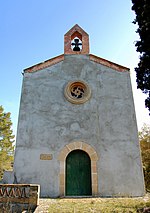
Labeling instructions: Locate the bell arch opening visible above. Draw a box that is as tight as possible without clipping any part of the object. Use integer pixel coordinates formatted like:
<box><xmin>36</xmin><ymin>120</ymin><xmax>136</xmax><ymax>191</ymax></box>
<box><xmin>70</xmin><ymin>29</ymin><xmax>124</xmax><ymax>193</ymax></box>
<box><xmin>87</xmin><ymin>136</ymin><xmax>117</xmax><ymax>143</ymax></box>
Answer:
<box><xmin>71</xmin><ymin>32</ymin><xmax>82</xmax><ymax>52</ymax></box>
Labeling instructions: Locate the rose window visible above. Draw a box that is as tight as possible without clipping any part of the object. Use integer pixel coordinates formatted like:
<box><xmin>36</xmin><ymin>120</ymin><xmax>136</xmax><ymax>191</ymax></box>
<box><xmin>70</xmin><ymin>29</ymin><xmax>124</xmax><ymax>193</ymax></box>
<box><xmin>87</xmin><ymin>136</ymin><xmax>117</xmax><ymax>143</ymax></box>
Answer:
<box><xmin>71</xmin><ymin>86</ymin><xmax>84</xmax><ymax>99</ymax></box>
<box><xmin>64</xmin><ymin>81</ymin><xmax>91</xmax><ymax>104</ymax></box>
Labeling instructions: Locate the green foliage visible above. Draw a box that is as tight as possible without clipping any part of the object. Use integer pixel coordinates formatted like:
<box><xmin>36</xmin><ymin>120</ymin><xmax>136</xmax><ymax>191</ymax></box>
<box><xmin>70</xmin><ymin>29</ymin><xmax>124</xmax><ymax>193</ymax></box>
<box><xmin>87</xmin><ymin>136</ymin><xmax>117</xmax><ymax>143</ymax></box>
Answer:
<box><xmin>131</xmin><ymin>0</ymin><xmax>150</xmax><ymax>113</ymax></box>
<box><xmin>0</xmin><ymin>105</ymin><xmax>14</xmax><ymax>180</ymax></box>
<box><xmin>139</xmin><ymin>124</ymin><xmax>150</xmax><ymax>191</ymax></box>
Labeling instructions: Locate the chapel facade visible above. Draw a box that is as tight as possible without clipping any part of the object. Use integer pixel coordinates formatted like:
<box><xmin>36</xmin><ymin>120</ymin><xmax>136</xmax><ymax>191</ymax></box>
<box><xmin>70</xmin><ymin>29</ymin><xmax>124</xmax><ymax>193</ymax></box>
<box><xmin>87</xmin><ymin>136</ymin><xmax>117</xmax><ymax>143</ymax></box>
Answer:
<box><xmin>5</xmin><ymin>25</ymin><xmax>145</xmax><ymax>197</ymax></box>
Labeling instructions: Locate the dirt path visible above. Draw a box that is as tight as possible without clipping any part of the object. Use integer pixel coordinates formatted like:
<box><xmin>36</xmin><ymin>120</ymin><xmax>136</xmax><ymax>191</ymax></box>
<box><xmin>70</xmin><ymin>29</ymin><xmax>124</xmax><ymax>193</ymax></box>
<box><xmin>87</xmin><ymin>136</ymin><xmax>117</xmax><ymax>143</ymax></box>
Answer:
<box><xmin>34</xmin><ymin>199</ymin><xmax>54</xmax><ymax>212</ymax></box>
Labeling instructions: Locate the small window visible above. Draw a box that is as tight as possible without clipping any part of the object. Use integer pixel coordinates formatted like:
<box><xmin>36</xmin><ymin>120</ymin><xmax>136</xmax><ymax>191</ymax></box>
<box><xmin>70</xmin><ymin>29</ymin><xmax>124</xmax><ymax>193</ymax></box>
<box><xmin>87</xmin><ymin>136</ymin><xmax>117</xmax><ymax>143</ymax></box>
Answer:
<box><xmin>64</xmin><ymin>80</ymin><xmax>91</xmax><ymax>104</ymax></box>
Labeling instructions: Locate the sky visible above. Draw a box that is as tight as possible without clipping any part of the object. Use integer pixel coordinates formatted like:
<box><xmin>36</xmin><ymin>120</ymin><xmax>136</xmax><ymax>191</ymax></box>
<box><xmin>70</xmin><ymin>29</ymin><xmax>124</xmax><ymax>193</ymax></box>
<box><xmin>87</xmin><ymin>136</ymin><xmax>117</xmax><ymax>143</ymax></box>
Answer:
<box><xmin>0</xmin><ymin>0</ymin><xmax>149</xmax><ymax>137</ymax></box>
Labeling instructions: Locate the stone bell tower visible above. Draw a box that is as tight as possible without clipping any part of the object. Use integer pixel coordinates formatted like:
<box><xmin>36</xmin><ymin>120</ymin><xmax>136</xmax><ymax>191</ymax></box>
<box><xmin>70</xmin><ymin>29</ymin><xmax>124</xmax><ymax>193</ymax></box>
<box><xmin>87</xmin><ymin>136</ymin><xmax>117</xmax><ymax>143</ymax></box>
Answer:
<box><xmin>6</xmin><ymin>24</ymin><xmax>145</xmax><ymax>197</ymax></box>
<box><xmin>64</xmin><ymin>24</ymin><xmax>89</xmax><ymax>54</ymax></box>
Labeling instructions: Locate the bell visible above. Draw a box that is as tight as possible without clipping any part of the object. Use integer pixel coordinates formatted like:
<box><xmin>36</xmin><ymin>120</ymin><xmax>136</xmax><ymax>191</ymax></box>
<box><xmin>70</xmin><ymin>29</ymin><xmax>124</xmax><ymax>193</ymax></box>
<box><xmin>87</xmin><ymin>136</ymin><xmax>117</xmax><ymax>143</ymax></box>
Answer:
<box><xmin>73</xmin><ymin>46</ymin><xmax>81</xmax><ymax>51</ymax></box>
<box><xmin>72</xmin><ymin>38</ymin><xmax>82</xmax><ymax>51</ymax></box>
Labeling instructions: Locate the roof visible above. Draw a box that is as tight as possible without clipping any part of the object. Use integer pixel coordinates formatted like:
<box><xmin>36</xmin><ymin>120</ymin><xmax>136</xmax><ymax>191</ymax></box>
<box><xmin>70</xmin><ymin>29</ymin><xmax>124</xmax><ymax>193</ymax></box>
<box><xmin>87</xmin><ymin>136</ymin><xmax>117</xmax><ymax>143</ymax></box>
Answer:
<box><xmin>64</xmin><ymin>24</ymin><xmax>89</xmax><ymax>37</ymax></box>
<box><xmin>24</xmin><ymin>54</ymin><xmax>129</xmax><ymax>73</ymax></box>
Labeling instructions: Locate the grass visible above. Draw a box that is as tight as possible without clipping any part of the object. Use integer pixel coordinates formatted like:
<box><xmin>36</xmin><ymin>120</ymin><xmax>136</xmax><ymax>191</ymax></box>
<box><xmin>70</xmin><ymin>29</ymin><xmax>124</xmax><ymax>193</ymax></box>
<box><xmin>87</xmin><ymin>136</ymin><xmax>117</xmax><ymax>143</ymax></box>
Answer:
<box><xmin>47</xmin><ymin>196</ymin><xmax>150</xmax><ymax>213</ymax></box>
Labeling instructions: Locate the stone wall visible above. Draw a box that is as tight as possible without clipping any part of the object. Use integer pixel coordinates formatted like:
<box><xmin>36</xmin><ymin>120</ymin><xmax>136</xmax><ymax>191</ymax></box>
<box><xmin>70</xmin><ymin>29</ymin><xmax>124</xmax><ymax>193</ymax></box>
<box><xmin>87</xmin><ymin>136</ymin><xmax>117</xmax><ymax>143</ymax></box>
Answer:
<box><xmin>0</xmin><ymin>184</ymin><xmax>40</xmax><ymax>212</ymax></box>
<box><xmin>13</xmin><ymin>54</ymin><xmax>145</xmax><ymax>197</ymax></box>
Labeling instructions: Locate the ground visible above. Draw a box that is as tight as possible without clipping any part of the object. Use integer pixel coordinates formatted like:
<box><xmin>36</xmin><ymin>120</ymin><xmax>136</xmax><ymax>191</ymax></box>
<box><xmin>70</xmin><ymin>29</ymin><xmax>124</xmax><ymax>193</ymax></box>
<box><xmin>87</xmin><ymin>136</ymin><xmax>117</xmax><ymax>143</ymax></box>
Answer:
<box><xmin>34</xmin><ymin>194</ymin><xmax>150</xmax><ymax>213</ymax></box>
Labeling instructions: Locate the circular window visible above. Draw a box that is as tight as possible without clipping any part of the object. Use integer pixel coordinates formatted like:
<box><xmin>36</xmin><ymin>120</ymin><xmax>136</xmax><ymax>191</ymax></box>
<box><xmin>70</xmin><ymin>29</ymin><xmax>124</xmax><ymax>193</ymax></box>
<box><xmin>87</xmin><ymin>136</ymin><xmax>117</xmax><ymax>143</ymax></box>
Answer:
<box><xmin>64</xmin><ymin>80</ymin><xmax>91</xmax><ymax>104</ymax></box>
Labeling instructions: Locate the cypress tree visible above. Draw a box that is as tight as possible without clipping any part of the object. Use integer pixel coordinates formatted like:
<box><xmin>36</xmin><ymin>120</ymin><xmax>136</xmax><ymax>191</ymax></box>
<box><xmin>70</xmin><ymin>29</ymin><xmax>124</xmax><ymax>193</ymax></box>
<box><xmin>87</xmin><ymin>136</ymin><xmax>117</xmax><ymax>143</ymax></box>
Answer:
<box><xmin>132</xmin><ymin>0</ymin><xmax>150</xmax><ymax>114</ymax></box>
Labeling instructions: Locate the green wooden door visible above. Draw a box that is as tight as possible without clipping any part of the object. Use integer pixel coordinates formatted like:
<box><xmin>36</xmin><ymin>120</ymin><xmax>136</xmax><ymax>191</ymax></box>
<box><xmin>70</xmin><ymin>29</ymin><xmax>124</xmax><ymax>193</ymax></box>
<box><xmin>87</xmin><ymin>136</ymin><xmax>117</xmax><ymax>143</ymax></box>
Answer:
<box><xmin>66</xmin><ymin>150</ymin><xmax>92</xmax><ymax>196</ymax></box>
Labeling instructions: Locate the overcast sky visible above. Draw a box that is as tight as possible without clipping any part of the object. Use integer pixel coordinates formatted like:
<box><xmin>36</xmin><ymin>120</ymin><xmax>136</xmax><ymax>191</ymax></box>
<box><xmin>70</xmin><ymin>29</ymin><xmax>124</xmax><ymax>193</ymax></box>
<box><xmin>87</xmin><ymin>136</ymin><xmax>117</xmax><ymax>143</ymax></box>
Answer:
<box><xmin>0</xmin><ymin>0</ymin><xmax>149</xmax><ymax>137</ymax></box>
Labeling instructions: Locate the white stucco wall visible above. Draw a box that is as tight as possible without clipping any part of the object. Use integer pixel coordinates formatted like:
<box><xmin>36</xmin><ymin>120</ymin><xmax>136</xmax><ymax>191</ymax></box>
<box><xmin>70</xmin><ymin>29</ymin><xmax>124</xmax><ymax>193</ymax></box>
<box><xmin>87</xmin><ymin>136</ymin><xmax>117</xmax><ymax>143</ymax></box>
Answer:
<box><xmin>13</xmin><ymin>54</ymin><xmax>145</xmax><ymax>197</ymax></box>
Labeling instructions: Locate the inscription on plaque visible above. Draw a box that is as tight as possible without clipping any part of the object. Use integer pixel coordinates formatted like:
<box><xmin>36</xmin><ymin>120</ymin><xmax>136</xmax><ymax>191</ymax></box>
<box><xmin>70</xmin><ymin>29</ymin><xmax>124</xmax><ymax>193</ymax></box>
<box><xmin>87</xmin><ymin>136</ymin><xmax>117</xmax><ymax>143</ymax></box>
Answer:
<box><xmin>40</xmin><ymin>154</ymin><xmax>53</xmax><ymax>160</ymax></box>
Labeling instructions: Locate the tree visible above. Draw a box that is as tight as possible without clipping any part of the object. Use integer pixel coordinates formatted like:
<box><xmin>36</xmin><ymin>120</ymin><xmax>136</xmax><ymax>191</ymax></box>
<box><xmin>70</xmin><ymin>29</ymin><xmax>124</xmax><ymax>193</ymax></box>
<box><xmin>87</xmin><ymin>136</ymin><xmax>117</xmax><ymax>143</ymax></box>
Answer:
<box><xmin>0</xmin><ymin>105</ymin><xmax>14</xmax><ymax>180</ymax></box>
<box><xmin>139</xmin><ymin>124</ymin><xmax>150</xmax><ymax>191</ymax></box>
<box><xmin>131</xmin><ymin>0</ymin><xmax>150</xmax><ymax>114</ymax></box>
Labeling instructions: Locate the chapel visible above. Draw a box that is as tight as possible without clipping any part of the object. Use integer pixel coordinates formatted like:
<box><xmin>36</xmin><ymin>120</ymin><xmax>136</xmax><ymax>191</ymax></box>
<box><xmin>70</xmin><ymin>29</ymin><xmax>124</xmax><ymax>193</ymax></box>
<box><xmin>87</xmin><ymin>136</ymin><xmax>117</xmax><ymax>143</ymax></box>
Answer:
<box><xmin>5</xmin><ymin>24</ymin><xmax>145</xmax><ymax>197</ymax></box>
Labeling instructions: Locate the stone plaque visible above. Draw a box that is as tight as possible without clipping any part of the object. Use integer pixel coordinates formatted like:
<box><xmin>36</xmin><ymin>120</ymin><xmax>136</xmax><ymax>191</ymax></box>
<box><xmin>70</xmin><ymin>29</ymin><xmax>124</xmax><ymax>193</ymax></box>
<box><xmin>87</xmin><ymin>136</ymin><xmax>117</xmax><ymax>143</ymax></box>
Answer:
<box><xmin>40</xmin><ymin>154</ymin><xmax>53</xmax><ymax>160</ymax></box>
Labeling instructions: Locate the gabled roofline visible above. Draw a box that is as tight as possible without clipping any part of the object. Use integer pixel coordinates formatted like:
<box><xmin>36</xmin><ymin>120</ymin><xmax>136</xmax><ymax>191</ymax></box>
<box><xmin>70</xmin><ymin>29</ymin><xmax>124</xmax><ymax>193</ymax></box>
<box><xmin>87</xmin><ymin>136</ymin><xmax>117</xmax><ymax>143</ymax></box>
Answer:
<box><xmin>89</xmin><ymin>54</ymin><xmax>129</xmax><ymax>72</ymax></box>
<box><xmin>23</xmin><ymin>54</ymin><xmax>129</xmax><ymax>73</ymax></box>
<box><xmin>64</xmin><ymin>24</ymin><xmax>89</xmax><ymax>36</ymax></box>
<box><xmin>24</xmin><ymin>54</ymin><xmax>64</xmax><ymax>73</ymax></box>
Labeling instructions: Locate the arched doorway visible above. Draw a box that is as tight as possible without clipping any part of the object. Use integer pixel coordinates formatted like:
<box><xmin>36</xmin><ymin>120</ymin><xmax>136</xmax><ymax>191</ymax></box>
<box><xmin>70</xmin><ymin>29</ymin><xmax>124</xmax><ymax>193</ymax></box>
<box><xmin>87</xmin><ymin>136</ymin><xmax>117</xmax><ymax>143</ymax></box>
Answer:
<box><xmin>58</xmin><ymin>141</ymin><xmax>98</xmax><ymax>196</ymax></box>
<box><xmin>66</xmin><ymin>150</ymin><xmax>92</xmax><ymax>196</ymax></box>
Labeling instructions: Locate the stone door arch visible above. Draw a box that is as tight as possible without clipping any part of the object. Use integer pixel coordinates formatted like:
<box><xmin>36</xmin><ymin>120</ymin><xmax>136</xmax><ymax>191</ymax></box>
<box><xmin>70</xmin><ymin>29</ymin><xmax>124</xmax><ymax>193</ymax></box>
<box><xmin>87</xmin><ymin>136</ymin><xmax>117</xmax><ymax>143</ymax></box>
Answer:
<box><xmin>58</xmin><ymin>141</ymin><xmax>98</xmax><ymax>196</ymax></box>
